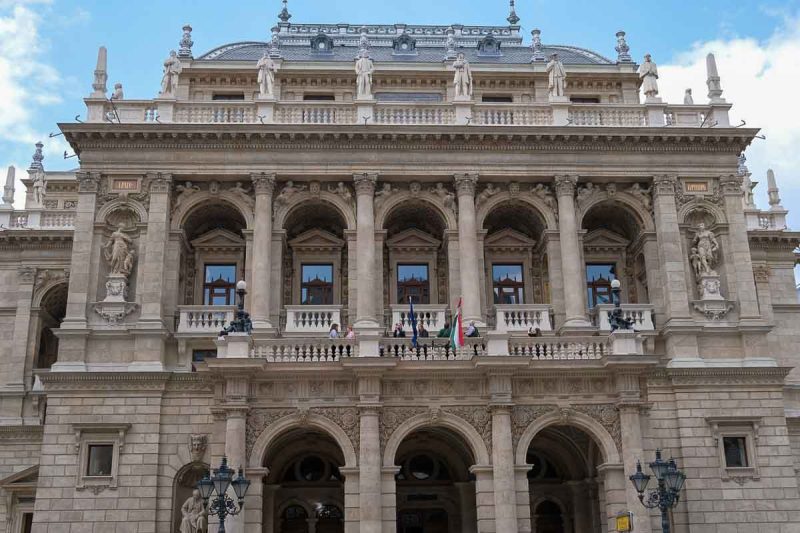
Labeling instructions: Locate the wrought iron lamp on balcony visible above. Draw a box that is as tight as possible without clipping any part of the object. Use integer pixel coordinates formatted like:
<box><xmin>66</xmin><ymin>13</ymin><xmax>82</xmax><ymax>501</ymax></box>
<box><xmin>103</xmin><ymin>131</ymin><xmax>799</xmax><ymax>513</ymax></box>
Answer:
<box><xmin>218</xmin><ymin>280</ymin><xmax>252</xmax><ymax>336</ymax></box>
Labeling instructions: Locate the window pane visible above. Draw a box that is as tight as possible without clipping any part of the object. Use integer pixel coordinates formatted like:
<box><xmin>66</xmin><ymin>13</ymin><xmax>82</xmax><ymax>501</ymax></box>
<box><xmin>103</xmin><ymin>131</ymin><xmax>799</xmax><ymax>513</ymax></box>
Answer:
<box><xmin>397</xmin><ymin>264</ymin><xmax>429</xmax><ymax>304</ymax></box>
<box><xmin>203</xmin><ymin>264</ymin><xmax>237</xmax><ymax>305</ymax></box>
<box><xmin>87</xmin><ymin>444</ymin><xmax>114</xmax><ymax>476</ymax></box>
<box><xmin>586</xmin><ymin>263</ymin><xmax>616</xmax><ymax>308</ymax></box>
<box><xmin>205</xmin><ymin>264</ymin><xmax>236</xmax><ymax>283</ymax></box>
<box><xmin>493</xmin><ymin>264</ymin><xmax>524</xmax><ymax>304</ymax></box>
<box><xmin>301</xmin><ymin>264</ymin><xmax>334</xmax><ymax>305</ymax></box>
<box><xmin>723</xmin><ymin>436</ymin><xmax>748</xmax><ymax>467</ymax></box>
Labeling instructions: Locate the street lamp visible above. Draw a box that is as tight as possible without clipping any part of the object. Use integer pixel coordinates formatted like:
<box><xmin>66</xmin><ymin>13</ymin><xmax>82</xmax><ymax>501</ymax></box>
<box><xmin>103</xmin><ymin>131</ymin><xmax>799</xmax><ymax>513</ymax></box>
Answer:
<box><xmin>197</xmin><ymin>456</ymin><xmax>251</xmax><ymax>533</ymax></box>
<box><xmin>629</xmin><ymin>449</ymin><xmax>687</xmax><ymax>533</ymax></box>
<box><xmin>608</xmin><ymin>278</ymin><xmax>634</xmax><ymax>331</ymax></box>
<box><xmin>219</xmin><ymin>280</ymin><xmax>252</xmax><ymax>336</ymax></box>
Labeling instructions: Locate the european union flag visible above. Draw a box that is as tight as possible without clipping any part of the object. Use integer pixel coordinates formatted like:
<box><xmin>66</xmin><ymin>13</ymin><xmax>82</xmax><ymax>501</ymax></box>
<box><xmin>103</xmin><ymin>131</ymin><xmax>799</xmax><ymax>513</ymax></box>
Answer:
<box><xmin>409</xmin><ymin>297</ymin><xmax>418</xmax><ymax>349</ymax></box>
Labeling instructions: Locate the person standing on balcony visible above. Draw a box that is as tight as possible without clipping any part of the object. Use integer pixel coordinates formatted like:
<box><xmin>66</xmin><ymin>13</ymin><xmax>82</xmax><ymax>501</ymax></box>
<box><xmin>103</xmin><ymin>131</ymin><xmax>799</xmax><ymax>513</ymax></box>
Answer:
<box><xmin>392</xmin><ymin>323</ymin><xmax>406</xmax><ymax>338</ymax></box>
<box><xmin>345</xmin><ymin>325</ymin><xmax>356</xmax><ymax>339</ymax></box>
<box><xmin>329</xmin><ymin>324</ymin><xmax>340</xmax><ymax>339</ymax></box>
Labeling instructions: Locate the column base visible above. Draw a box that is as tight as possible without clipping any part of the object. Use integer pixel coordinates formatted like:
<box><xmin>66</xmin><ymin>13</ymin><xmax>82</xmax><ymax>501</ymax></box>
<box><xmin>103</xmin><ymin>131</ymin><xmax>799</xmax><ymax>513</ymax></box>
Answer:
<box><xmin>558</xmin><ymin>317</ymin><xmax>596</xmax><ymax>335</ymax></box>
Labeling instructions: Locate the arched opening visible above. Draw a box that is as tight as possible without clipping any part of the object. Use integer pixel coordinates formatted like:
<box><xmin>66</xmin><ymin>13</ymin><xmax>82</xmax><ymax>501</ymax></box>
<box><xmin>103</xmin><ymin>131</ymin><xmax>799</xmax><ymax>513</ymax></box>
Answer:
<box><xmin>395</xmin><ymin>428</ymin><xmax>477</xmax><ymax>533</ymax></box>
<box><xmin>171</xmin><ymin>462</ymin><xmax>210</xmax><ymax>533</ymax></box>
<box><xmin>35</xmin><ymin>283</ymin><xmax>67</xmax><ymax>369</ymax></box>
<box><xmin>264</xmin><ymin>429</ymin><xmax>346</xmax><ymax>533</ymax></box>
<box><xmin>282</xmin><ymin>201</ymin><xmax>348</xmax><ymax>335</ymax></box>
<box><xmin>481</xmin><ymin>201</ymin><xmax>549</xmax><ymax>331</ymax></box>
<box><xmin>383</xmin><ymin>202</ymin><xmax>449</xmax><ymax>335</ymax></box>
<box><xmin>526</xmin><ymin>426</ymin><xmax>604</xmax><ymax>533</ymax></box>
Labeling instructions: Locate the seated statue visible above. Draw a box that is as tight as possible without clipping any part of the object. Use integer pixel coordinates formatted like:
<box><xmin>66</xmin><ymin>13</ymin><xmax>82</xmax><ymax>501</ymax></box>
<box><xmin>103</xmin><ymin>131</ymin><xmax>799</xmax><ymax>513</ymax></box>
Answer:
<box><xmin>180</xmin><ymin>489</ymin><xmax>207</xmax><ymax>533</ymax></box>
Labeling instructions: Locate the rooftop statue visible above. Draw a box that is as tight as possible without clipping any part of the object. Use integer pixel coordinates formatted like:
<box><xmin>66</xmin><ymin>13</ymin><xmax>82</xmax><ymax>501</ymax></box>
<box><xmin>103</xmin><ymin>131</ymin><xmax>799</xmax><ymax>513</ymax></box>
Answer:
<box><xmin>638</xmin><ymin>54</ymin><xmax>659</xmax><ymax>101</ymax></box>
<box><xmin>683</xmin><ymin>88</ymin><xmax>694</xmax><ymax>105</ymax></box>
<box><xmin>159</xmin><ymin>50</ymin><xmax>182</xmax><ymax>98</ymax></box>
<box><xmin>452</xmin><ymin>53</ymin><xmax>473</xmax><ymax>100</ymax></box>
<box><xmin>355</xmin><ymin>50</ymin><xmax>375</xmax><ymax>100</ymax></box>
<box><xmin>112</xmin><ymin>83</ymin><xmax>124</xmax><ymax>100</ymax></box>
<box><xmin>546</xmin><ymin>53</ymin><xmax>566</xmax><ymax>98</ymax></box>
<box><xmin>257</xmin><ymin>53</ymin><xmax>278</xmax><ymax>99</ymax></box>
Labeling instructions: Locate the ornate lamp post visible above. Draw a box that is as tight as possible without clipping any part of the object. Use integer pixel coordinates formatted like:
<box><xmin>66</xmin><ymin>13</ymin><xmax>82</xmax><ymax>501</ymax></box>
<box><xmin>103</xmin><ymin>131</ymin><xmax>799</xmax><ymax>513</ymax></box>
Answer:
<box><xmin>197</xmin><ymin>457</ymin><xmax>251</xmax><ymax>533</ymax></box>
<box><xmin>629</xmin><ymin>449</ymin><xmax>687</xmax><ymax>533</ymax></box>
<box><xmin>219</xmin><ymin>280</ymin><xmax>252</xmax><ymax>336</ymax></box>
<box><xmin>608</xmin><ymin>278</ymin><xmax>634</xmax><ymax>331</ymax></box>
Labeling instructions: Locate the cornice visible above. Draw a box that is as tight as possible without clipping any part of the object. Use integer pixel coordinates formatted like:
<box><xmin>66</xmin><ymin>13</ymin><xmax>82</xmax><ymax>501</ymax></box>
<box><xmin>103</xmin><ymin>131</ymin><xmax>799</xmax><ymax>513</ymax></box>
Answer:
<box><xmin>747</xmin><ymin>231</ymin><xmax>800</xmax><ymax>251</ymax></box>
<box><xmin>40</xmin><ymin>372</ymin><xmax>172</xmax><ymax>392</ymax></box>
<box><xmin>661</xmin><ymin>366</ymin><xmax>791</xmax><ymax>387</ymax></box>
<box><xmin>60</xmin><ymin>124</ymin><xmax>758</xmax><ymax>157</ymax></box>
<box><xmin>0</xmin><ymin>425</ymin><xmax>44</xmax><ymax>441</ymax></box>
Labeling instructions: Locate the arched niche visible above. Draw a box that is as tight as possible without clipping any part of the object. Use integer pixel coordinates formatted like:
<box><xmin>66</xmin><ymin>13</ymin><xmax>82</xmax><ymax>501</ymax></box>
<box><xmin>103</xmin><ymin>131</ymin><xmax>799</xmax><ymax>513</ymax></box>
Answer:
<box><xmin>171</xmin><ymin>462</ymin><xmax>210</xmax><ymax>533</ymax></box>
<box><xmin>33</xmin><ymin>282</ymin><xmax>68</xmax><ymax>370</ymax></box>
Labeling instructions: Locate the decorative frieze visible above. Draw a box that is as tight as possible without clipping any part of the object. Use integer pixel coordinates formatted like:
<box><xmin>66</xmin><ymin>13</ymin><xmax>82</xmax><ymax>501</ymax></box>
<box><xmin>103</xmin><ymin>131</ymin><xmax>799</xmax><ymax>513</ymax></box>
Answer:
<box><xmin>77</xmin><ymin>172</ymin><xmax>101</xmax><ymax>193</ymax></box>
<box><xmin>379</xmin><ymin>406</ymin><xmax>428</xmax><ymax>448</ymax></box>
<box><xmin>652</xmin><ymin>174</ymin><xmax>677</xmax><ymax>197</ymax></box>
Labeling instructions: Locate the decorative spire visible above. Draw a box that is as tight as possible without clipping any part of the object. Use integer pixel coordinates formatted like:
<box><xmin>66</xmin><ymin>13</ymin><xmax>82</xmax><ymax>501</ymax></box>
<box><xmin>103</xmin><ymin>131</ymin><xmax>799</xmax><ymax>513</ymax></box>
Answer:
<box><xmin>2</xmin><ymin>166</ymin><xmax>15</xmax><ymax>206</ymax></box>
<box><xmin>91</xmin><ymin>46</ymin><xmax>108</xmax><ymax>98</ymax></box>
<box><xmin>29</xmin><ymin>142</ymin><xmax>44</xmax><ymax>172</ymax></box>
<box><xmin>615</xmin><ymin>31</ymin><xmax>631</xmax><ymax>63</ymax></box>
<box><xmin>737</xmin><ymin>153</ymin><xmax>749</xmax><ymax>176</ymax></box>
<box><xmin>359</xmin><ymin>26</ymin><xmax>369</xmax><ymax>55</ymax></box>
<box><xmin>767</xmin><ymin>169</ymin><xmax>783</xmax><ymax>210</ymax></box>
<box><xmin>278</xmin><ymin>0</ymin><xmax>291</xmax><ymax>23</ymax></box>
<box><xmin>444</xmin><ymin>26</ymin><xmax>457</xmax><ymax>60</ymax></box>
<box><xmin>530</xmin><ymin>29</ymin><xmax>545</xmax><ymax>62</ymax></box>
<box><xmin>507</xmin><ymin>0</ymin><xmax>520</xmax><ymax>26</ymax></box>
<box><xmin>706</xmin><ymin>52</ymin><xmax>725</xmax><ymax>103</ymax></box>
<box><xmin>269</xmin><ymin>26</ymin><xmax>282</xmax><ymax>58</ymax></box>
<box><xmin>178</xmin><ymin>24</ymin><xmax>194</xmax><ymax>58</ymax></box>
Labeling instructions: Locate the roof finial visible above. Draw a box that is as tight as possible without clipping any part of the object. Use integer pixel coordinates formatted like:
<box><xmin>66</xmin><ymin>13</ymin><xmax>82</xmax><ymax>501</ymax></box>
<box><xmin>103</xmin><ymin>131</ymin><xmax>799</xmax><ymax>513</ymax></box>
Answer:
<box><xmin>278</xmin><ymin>0</ymin><xmax>291</xmax><ymax>23</ymax></box>
<box><xmin>615</xmin><ymin>31</ymin><xmax>631</xmax><ymax>63</ymax></box>
<box><xmin>706</xmin><ymin>52</ymin><xmax>725</xmax><ymax>103</ymax></box>
<box><xmin>29</xmin><ymin>142</ymin><xmax>44</xmax><ymax>172</ymax></box>
<box><xmin>530</xmin><ymin>29</ymin><xmax>545</xmax><ymax>62</ymax></box>
<box><xmin>2</xmin><ymin>166</ymin><xmax>15</xmax><ymax>207</ymax></box>
<box><xmin>507</xmin><ymin>0</ymin><xmax>520</xmax><ymax>26</ymax></box>
<box><xmin>178</xmin><ymin>24</ymin><xmax>194</xmax><ymax>59</ymax></box>
<box><xmin>444</xmin><ymin>26</ymin><xmax>457</xmax><ymax>60</ymax></box>
<box><xmin>91</xmin><ymin>46</ymin><xmax>108</xmax><ymax>98</ymax></box>
<box><xmin>269</xmin><ymin>26</ymin><xmax>282</xmax><ymax>58</ymax></box>
<box><xmin>767</xmin><ymin>169</ymin><xmax>783</xmax><ymax>210</ymax></box>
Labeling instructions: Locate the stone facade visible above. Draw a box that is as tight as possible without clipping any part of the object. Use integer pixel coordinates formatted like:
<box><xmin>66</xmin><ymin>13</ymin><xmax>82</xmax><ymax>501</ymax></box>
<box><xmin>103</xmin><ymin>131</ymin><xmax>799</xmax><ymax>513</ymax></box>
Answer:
<box><xmin>0</xmin><ymin>8</ymin><xmax>799</xmax><ymax>533</ymax></box>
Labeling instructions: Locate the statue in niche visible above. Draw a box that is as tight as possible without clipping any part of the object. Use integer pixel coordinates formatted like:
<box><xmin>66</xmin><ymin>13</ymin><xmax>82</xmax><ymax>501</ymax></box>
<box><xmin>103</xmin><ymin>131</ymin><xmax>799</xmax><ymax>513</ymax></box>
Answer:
<box><xmin>638</xmin><ymin>54</ymin><xmax>659</xmax><ymax>100</ymax></box>
<box><xmin>546</xmin><ymin>53</ymin><xmax>566</xmax><ymax>98</ymax></box>
<box><xmin>179</xmin><ymin>489</ymin><xmax>207</xmax><ymax>533</ymax></box>
<box><xmin>257</xmin><ymin>53</ymin><xmax>277</xmax><ymax>99</ymax></box>
<box><xmin>103</xmin><ymin>226</ymin><xmax>135</xmax><ymax>277</ymax></box>
<box><xmin>691</xmin><ymin>223</ymin><xmax>719</xmax><ymax>275</ymax></box>
<box><xmin>452</xmin><ymin>53</ymin><xmax>473</xmax><ymax>99</ymax></box>
<box><xmin>159</xmin><ymin>50</ymin><xmax>182</xmax><ymax>98</ymax></box>
<box><xmin>275</xmin><ymin>181</ymin><xmax>306</xmax><ymax>207</ymax></box>
<box><xmin>355</xmin><ymin>49</ymin><xmax>374</xmax><ymax>100</ymax></box>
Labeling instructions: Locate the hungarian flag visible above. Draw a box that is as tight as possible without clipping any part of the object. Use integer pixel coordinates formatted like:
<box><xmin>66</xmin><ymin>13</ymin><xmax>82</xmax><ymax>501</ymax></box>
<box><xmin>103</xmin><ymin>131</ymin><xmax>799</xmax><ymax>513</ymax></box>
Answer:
<box><xmin>450</xmin><ymin>297</ymin><xmax>464</xmax><ymax>349</ymax></box>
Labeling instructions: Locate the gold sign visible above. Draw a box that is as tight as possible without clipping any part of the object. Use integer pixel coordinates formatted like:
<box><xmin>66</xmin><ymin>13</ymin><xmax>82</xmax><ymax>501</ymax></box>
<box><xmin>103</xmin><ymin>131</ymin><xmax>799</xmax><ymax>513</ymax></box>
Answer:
<box><xmin>615</xmin><ymin>512</ymin><xmax>632</xmax><ymax>532</ymax></box>
<box><xmin>685</xmin><ymin>182</ymin><xmax>708</xmax><ymax>193</ymax></box>
<box><xmin>112</xmin><ymin>179</ymin><xmax>139</xmax><ymax>191</ymax></box>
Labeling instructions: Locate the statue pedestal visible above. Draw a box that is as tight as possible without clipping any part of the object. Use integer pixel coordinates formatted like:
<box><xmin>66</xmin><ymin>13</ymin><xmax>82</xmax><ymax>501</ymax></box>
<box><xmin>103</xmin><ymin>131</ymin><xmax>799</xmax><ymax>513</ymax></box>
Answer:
<box><xmin>85</xmin><ymin>97</ymin><xmax>108</xmax><ymax>123</ymax></box>
<box><xmin>155</xmin><ymin>98</ymin><xmax>176</xmax><ymax>123</ymax></box>
<box><xmin>645</xmin><ymin>99</ymin><xmax>666</xmax><ymax>126</ymax></box>
<box><xmin>355</xmin><ymin>98</ymin><xmax>375</xmax><ymax>124</ymax></box>
<box><xmin>692</xmin><ymin>272</ymin><xmax>734</xmax><ymax>320</ymax></box>
<box><xmin>549</xmin><ymin>97</ymin><xmax>570</xmax><ymax>126</ymax></box>
<box><xmin>609</xmin><ymin>330</ymin><xmax>644</xmax><ymax>355</ymax></box>
<box><xmin>93</xmin><ymin>273</ymin><xmax>138</xmax><ymax>325</ymax></box>
<box><xmin>454</xmin><ymin>100</ymin><xmax>473</xmax><ymax>125</ymax></box>
<box><xmin>256</xmin><ymin>97</ymin><xmax>276</xmax><ymax>123</ymax></box>
<box><xmin>215</xmin><ymin>332</ymin><xmax>253</xmax><ymax>359</ymax></box>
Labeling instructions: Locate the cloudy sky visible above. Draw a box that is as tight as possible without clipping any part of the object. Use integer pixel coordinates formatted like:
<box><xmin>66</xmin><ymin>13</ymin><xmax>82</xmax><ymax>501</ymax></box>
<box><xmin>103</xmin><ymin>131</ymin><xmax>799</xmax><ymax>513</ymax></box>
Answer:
<box><xmin>1</xmin><ymin>0</ymin><xmax>798</xmax><ymax>229</ymax></box>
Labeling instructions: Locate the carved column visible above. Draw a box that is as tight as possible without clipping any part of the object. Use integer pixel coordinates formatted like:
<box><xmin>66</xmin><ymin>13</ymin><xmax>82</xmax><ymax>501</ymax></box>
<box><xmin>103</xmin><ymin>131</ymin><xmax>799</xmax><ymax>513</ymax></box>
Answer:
<box><xmin>554</xmin><ymin>175</ymin><xmax>591</xmax><ymax>330</ymax></box>
<box><xmin>63</xmin><ymin>172</ymin><xmax>100</xmax><ymax>326</ymax></box>
<box><xmin>651</xmin><ymin>175</ymin><xmax>698</xmax><ymax>357</ymax></box>
<box><xmin>251</xmin><ymin>173</ymin><xmax>276</xmax><ymax>330</ymax></box>
<box><xmin>490</xmin><ymin>405</ymin><xmax>518</xmax><ymax>533</ymax></box>
<box><xmin>353</xmin><ymin>173</ymin><xmax>380</xmax><ymax>329</ymax></box>
<box><xmin>358</xmin><ymin>371</ymin><xmax>382</xmax><ymax>533</ymax></box>
<box><xmin>4</xmin><ymin>267</ymin><xmax>35</xmax><ymax>394</ymax></box>
<box><xmin>720</xmin><ymin>175</ymin><xmax>760</xmax><ymax>320</ymax></box>
<box><xmin>753</xmin><ymin>265</ymin><xmax>773</xmax><ymax>323</ymax></box>
<box><xmin>454</xmin><ymin>173</ymin><xmax>483</xmax><ymax>324</ymax></box>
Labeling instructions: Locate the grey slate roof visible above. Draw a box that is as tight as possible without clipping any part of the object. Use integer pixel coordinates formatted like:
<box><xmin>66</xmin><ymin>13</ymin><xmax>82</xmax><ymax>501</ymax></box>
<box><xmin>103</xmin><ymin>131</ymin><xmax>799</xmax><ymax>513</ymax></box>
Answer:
<box><xmin>197</xmin><ymin>42</ymin><xmax>614</xmax><ymax>65</ymax></box>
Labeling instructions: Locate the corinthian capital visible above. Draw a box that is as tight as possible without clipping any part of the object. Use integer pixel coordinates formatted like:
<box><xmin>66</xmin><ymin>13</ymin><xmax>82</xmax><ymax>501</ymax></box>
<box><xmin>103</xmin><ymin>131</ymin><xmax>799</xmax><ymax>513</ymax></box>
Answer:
<box><xmin>147</xmin><ymin>172</ymin><xmax>172</xmax><ymax>194</ymax></box>
<box><xmin>652</xmin><ymin>174</ymin><xmax>678</xmax><ymax>197</ymax></box>
<box><xmin>719</xmin><ymin>174</ymin><xmax>744</xmax><ymax>196</ymax></box>
<box><xmin>77</xmin><ymin>172</ymin><xmax>101</xmax><ymax>193</ymax></box>
<box><xmin>454</xmin><ymin>173</ymin><xmax>479</xmax><ymax>196</ymax></box>
<box><xmin>553</xmin><ymin>174</ymin><xmax>578</xmax><ymax>197</ymax></box>
<box><xmin>353</xmin><ymin>172</ymin><xmax>378</xmax><ymax>195</ymax></box>
<box><xmin>251</xmin><ymin>172</ymin><xmax>276</xmax><ymax>195</ymax></box>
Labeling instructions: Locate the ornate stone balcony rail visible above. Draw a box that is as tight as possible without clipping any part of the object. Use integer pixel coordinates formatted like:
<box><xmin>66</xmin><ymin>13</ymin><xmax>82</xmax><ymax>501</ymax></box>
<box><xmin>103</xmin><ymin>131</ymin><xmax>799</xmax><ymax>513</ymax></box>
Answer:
<box><xmin>591</xmin><ymin>304</ymin><xmax>655</xmax><ymax>332</ymax></box>
<box><xmin>251</xmin><ymin>339</ymin><xmax>357</xmax><ymax>361</ymax></box>
<box><xmin>390</xmin><ymin>304</ymin><xmax>447</xmax><ymax>332</ymax></box>
<box><xmin>1</xmin><ymin>210</ymin><xmax>75</xmax><ymax>230</ymax></box>
<box><xmin>508</xmin><ymin>336</ymin><xmax>611</xmax><ymax>360</ymax></box>
<box><xmin>284</xmin><ymin>305</ymin><xmax>343</xmax><ymax>335</ymax></box>
<box><xmin>380</xmin><ymin>337</ymin><xmax>486</xmax><ymax>360</ymax></box>
<box><xmin>176</xmin><ymin>305</ymin><xmax>235</xmax><ymax>336</ymax></box>
<box><xmin>94</xmin><ymin>100</ymin><xmax>708</xmax><ymax>127</ymax></box>
<box><xmin>494</xmin><ymin>304</ymin><xmax>553</xmax><ymax>333</ymax></box>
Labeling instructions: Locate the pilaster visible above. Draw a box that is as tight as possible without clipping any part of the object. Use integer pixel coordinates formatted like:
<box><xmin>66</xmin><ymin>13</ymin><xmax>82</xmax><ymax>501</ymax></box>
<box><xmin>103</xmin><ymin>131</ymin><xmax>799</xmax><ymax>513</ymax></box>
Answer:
<box><xmin>357</xmin><ymin>373</ymin><xmax>382</xmax><ymax>533</ymax></box>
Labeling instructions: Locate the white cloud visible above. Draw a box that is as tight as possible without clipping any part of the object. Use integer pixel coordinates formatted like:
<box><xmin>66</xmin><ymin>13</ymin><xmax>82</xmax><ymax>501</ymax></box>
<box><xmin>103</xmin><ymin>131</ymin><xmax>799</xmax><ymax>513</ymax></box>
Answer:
<box><xmin>659</xmin><ymin>14</ymin><xmax>800</xmax><ymax>217</ymax></box>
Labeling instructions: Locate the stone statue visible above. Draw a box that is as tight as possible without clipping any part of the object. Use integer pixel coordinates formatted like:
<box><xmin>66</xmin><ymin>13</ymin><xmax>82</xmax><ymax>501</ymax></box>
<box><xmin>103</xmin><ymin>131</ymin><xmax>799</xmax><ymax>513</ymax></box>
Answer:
<box><xmin>159</xmin><ymin>50</ymin><xmax>182</xmax><ymax>97</ymax></box>
<box><xmin>683</xmin><ymin>88</ymin><xmax>694</xmax><ymax>105</ymax></box>
<box><xmin>691</xmin><ymin>223</ymin><xmax>719</xmax><ymax>275</ymax></box>
<box><xmin>189</xmin><ymin>434</ymin><xmax>208</xmax><ymax>463</ymax></box>
<box><xmin>257</xmin><ymin>53</ymin><xmax>277</xmax><ymax>99</ymax></box>
<box><xmin>530</xmin><ymin>183</ymin><xmax>557</xmax><ymax>210</ymax></box>
<box><xmin>355</xmin><ymin>50</ymin><xmax>374</xmax><ymax>100</ymax></box>
<box><xmin>627</xmin><ymin>183</ymin><xmax>652</xmax><ymax>210</ymax></box>
<box><xmin>638</xmin><ymin>54</ymin><xmax>659</xmax><ymax>100</ymax></box>
<box><xmin>31</xmin><ymin>171</ymin><xmax>46</xmax><ymax>207</ymax></box>
<box><xmin>180</xmin><ymin>489</ymin><xmax>207</xmax><ymax>533</ymax></box>
<box><xmin>546</xmin><ymin>53</ymin><xmax>566</xmax><ymax>98</ymax></box>
<box><xmin>329</xmin><ymin>182</ymin><xmax>353</xmax><ymax>204</ymax></box>
<box><xmin>112</xmin><ymin>83</ymin><xmax>124</xmax><ymax>100</ymax></box>
<box><xmin>374</xmin><ymin>183</ymin><xmax>393</xmax><ymax>209</ymax></box>
<box><xmin>477</xmin><ymin>184</ymin><xmax>499</xmax><ymax>206</ymax></box>
<box><xmin>452</xmin><ymin>53</ymin><xmax>472</xmax><ymax>100</ymax></box>
<box><xmin>174</xmin><ymin>181</ymin><xmax>201</xmax><ymax>213</ymax></box>
<box><xmin>275</xmin><ymin>181</ymin><xmax>307</xmax><ymax>207</ymax></box>
<box><xmin>103</xmin><ymin>227</ymin><xmax>135</xmax><ymax>277</ymax></box>
<box><xmin>689</xmin><ymin>247</ymin><xmax>704</xmax><ymax>278</ymax></box>
<box><xmin>576</xmin><ymin>182</ymin><xmax>596</xmax><ymax>204</ymax></box>
<box><xmin>431</xmin><ymin>183</ymin><xmax>457</xmax><ymax>213</ymax></box>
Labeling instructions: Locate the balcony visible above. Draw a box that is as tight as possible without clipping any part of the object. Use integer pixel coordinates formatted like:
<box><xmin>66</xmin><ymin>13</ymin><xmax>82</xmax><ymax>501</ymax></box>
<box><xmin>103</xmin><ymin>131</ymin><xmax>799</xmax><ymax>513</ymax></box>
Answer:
<box><xmin>251</xmin><ymin>338</ymin><xmax>357</xmax><ymax>361</ymax></box>
<box><xmin>176</xmin><ymin>305</ymin><xmax>235</xmax><ymax>336</ymax></box>
<box><xmin>591</xmin><ymin>304</ymin><xmax>655</xmax><ymax>332</ymax></box>
<box><xmin>381</xmin><ymin>337</ymin><xmax>486</xmax><ymax>361</ymax></box>
<box><xmin>390</xmin><ymin>304</ymin><xmax>447</xmax><ymax>332</ymax></box>
<box><xmin>508</xmin><ymin>336</ymin><xmax>612</xmax><ymax>360</ymax></box>
<box><xmin>284</xmin><ymin>305</ymin><xmax>343</xmax><ymax>335</ymax></box>
<box><xmin>494</xmin><ymin>304</ymin><xmax>553</xmax><ymax>333</ymax></box>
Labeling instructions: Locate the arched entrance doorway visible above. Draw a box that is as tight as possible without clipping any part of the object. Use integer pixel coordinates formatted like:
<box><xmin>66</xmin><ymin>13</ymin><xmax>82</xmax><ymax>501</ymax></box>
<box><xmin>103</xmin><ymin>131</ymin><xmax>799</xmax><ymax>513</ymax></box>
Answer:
<box><xmin>394</xmin><ymin>428</ymin><xmax>477</xmax><ymax>533</ymax></box>
<box><xmin>526</xmin><ymin>425</ymin><xmax>604</xmax><ymax>533</ymax></box>
<box><xmin>264</xmin><ymin>429</ymin><xmax>345</xmax><ymax>533</ymax></box>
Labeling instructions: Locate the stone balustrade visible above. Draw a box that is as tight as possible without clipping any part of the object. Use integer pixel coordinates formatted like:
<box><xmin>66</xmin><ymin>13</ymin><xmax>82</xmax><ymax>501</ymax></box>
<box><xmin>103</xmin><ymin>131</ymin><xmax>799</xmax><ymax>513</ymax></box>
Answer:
<box><xmin>91</xmin><ymin>100</ymin><xmax>706</xmax><ymax>127</ymax></box>
<box><xmin>0</xmin><ymin>211</ymin><xmax>75</xmax><ymax>230</ymax></box>
<box><xmin>494</xmin><ymin>304</ymin><xmax>553</xmax><ymax>333</ymax></box>
<box><xmin>284</xmin><ymin>305</ymin><xmax>343</xmax><ymax>335</ymax></box>
<box><xmin>251</xmin><ymin>339</ymin><xmax>357</xmax><ymax>361</ymax></box>
<box><xmin>381</xmin><ymin>337</ymin><xmax>486</xmax><ymax>360</ymax></box>
<box><xmin>508</xmin><ymin>336</ymin><xmax>611</xmax><ymax>360</ymax></box>
<box><xmin>40</xmin><ymin>211</ymin><xmax>76</xmax><ymax>229</ymax></box>
<box><xmin>390</xmin><ymin>304</ymin><xmax>447</xmax><ymax>332</ymax></box>
<box><xmin>176</xmin><ymin>305</ymin><xmax>236</xmax><ymax>336</ymax></box>
<box><xmin>591</xmin><ymin>304</ymin><xmax>655</xmax><ymax>332</ymax></box>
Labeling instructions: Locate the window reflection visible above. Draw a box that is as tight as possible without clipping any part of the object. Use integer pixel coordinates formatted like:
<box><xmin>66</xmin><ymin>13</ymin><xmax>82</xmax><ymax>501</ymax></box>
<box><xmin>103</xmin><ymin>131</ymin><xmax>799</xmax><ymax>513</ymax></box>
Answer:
<box><xmin>301</xmin><ymin>264</ymin><xmax>334</xmax><ymax>305</ymax></box>
<box><xmin>493</xmin><ymin>264</ymin><xmax>524</xmax><ymax>304</ymax></box>
<box><xmin>397</xmin><ymin>264</ymin><xmax>429</xmax><ymax>304</ymax></box>
<box><xmin>586</xmin><ymin>263</ymin><xmax>616</xmax><ymax>308</ymax></box>
<box><xmin>203</xmin><ymin>264</ymin><xmax>237</xmax><ymax>305</ymax></box>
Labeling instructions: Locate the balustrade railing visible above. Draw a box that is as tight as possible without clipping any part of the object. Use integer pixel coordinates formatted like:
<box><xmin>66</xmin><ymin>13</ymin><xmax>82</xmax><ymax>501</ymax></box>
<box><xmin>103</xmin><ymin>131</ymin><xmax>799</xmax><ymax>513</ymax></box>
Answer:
<box><xmin>381</xmin><ymin>337</ymin><xmax>485</xmax><ymax>360</ymax></box>
<box><xmin>508</xmin><ymin>336</ymin><xmax>610</xmax><ymax>360</ymax></box>
<box><xmin>568</xmin><ymin>105</ymin><xmax>648</xmax><ymax>127</ymax></box>
<box><xmin>174</xmin><ymin>103</ymin><xmax>256</xmax><ymax>123</ymax></box>
<box><xmin>591</xmin><ymin>304</ymin><xmax>655</xmax><ymax>332</ymax></box>
<box><xmin>373</xmin><ymin>104</ymin><xmax>455</xmax><ymax>125</ymax></box>
<box><xmin>251</xmin><ymin>339</ymin><xmax>356</xmax><ymax>361</ymax></box>
<box><xmin>390</xmin><ymin>305</ymin><xmax>447</xmax><ymax>332</ymax></box>
<box><xmin>275</xmin><ymin>103</ymin><xmax>357</xmax><ymax>124</ymax></box>
<box><xmin>176</xmin><ymin>306</ymin><xmax>236</xmax><ymax>335</ymax></box>
<box><xmin>102</xmin><ymin>100</ymin><xmax>159</xmax><ymax>123</ymax></box>
<box><xmin>494</xmin><ymin>304</ymin><xmax>553</xmax><ymax>333</ymax></box>
<box><xmin>40</xmin><ymin>211</ymin><xmax>76</xmax><ymax>228</ymax></box>
<box><xmin>284</xmin><ymin>306</ymin><xmax>342</xmax><ymax>335</ymax></box>
<box><xmin>472</xmin><ymin>104</ymin><xmax>553</xmax><ymax>126</ymax></box>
